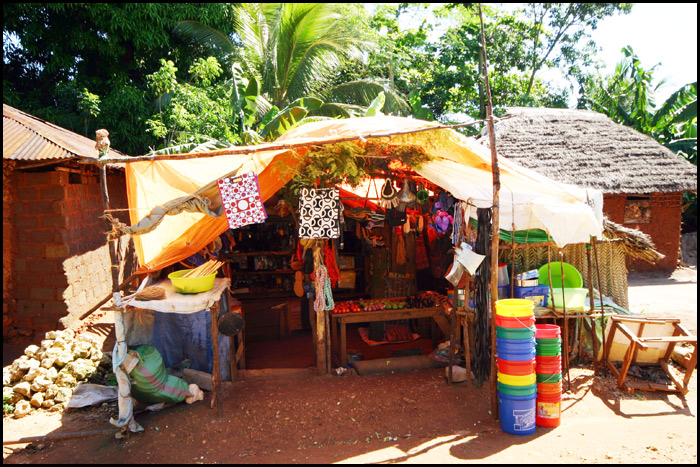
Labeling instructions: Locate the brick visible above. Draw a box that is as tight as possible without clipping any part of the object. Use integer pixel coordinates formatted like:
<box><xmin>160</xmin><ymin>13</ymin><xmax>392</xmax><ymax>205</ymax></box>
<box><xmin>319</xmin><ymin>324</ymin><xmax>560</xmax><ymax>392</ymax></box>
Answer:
<box><xmin>29</xmin><ymin>287</ymin><xmax>54</xmax><ymax>301</ymax></box>
<box><xmin>42</xmin><ymin>215</ymin><xmax>68</xmax><ymax>229</ymax></box>
<box><xmin>43</xmin><ymin>300</ymin><xmax>68</xmax><ymax>317</ymax></box>
<box><xmin>14</xmin><ymin>258</ymin><xmax>26</xmax><ymax>272</ymax></box>
<box><xmin>51</xmin><ymin>200</ymin><xmax>68</xmax><ymax>215</ymax></box>
<box><xmin>43</xmin><ymin>272</ymin><xmax>68</xmax><ymax>288</ymax></box>
<box><xmin>16</xmin><ymin>187</ymin><xmax>38</xmax><ymax>201</ymax></box>
<box><xmin>48</xmin><ymin>171</ymin><xmax>69</xmax><ymax>185</ymax></box>
<box><xmin>45</xmin><ymin>244</ymin><xmax>70</xmax><ymax>259</ymax></box>
<box><xmin>16</xmin><ymin>230</ymin><xmax>29</xmax><ymax>243</ymax></box>
<box><xmin>40</xmin><ymin>185</ymin><xmax>66</xmax><ymax>200</ymax></box>
<box><xmin>30</xmin><ymin>229</ymin><xmax>54</xmax><ymax>243</ymax></box>
<box><xmin>18</xmin><ymin>244</ymin><xmax>44</xmax><ymax>259</ymax></box>
<box><xmin>15</xmin><ymin>216</ymin><xmax>39</xmax><ymax>230</ymax></box>
<box><xmin>31</xmin><ymin>172</ymin><xmax>52</xmax><ymax>185</ymax></box>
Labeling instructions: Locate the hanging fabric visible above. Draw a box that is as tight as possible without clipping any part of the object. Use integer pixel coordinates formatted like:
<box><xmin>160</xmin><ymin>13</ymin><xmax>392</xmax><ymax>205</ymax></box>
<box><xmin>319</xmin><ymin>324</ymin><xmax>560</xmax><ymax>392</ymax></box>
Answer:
<box><xmin>298</xmin><ymin>188</ymin><xmax>340</xmax><ymax>239</ymax></box>
<box><xmin>216</xmin><ymin>172</ymin><xmax>267</xmax><ymax>230</ymax></box>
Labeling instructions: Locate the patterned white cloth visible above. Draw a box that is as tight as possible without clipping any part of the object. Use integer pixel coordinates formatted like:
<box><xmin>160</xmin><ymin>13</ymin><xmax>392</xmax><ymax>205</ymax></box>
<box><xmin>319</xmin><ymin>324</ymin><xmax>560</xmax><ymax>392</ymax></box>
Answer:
<box><xmin>217</xmin><ymin>172</ymin><xmax>267</xmax><ymax>229</ymax></box>
<box><xmin>298</xmin><ymin>187</ymin><xmax>340</xmax><ymax>238</ymax></box>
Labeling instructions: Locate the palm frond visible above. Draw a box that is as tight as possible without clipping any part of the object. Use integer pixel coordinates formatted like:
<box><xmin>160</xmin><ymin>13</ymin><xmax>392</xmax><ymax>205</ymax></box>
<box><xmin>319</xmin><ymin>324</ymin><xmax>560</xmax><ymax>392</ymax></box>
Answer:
<box><xmin>323</xmin><ymin>79</ymin><xmax>411</xmax><ymax>116</ymax></box>
<box><xmin>173</xmin><ymin>20</ymin><xmax>236</xmax><ymax>56</ymax></box>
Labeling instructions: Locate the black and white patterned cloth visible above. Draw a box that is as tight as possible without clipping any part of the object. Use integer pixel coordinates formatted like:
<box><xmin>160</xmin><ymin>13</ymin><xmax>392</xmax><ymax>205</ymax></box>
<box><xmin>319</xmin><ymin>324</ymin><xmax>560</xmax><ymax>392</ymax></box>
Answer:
<box><xmin>298</xmin><ymin>187</ymin><xmax>340</xmax><ymax>239</ymax></box>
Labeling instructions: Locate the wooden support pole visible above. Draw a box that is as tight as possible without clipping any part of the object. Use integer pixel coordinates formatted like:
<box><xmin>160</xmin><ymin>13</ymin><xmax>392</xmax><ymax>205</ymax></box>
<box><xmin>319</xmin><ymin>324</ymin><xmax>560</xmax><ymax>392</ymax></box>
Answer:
<box><xmin>586</xmin><ymin>243</ymin><xmax>599</xmax><ymax>374</ymax></box>
<box><xmin>478</xmin><ymin>3</ymin><xmax>501</xmax><ymax>420</ymax></box>
<box><xmin>592</xmin><ymin>237</ymin><xmax>608</xmax><ymax>373</ymax></box>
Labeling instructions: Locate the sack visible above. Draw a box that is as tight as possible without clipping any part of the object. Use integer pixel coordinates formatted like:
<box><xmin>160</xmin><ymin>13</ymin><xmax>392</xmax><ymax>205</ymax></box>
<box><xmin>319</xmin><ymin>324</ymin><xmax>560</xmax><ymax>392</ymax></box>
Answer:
<box><xmin>129</xmin><ymin>345</ymin><xmax>191</xmax><ymax>404</ymax></box>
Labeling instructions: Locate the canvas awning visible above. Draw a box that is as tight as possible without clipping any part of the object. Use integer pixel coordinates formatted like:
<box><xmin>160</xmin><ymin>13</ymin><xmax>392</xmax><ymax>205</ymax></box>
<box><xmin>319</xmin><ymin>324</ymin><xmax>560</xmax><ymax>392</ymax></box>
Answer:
<box><xmin>124</xmin><ymin>116</ymin><xmax>603</xmax><ymax>273</ymax></box>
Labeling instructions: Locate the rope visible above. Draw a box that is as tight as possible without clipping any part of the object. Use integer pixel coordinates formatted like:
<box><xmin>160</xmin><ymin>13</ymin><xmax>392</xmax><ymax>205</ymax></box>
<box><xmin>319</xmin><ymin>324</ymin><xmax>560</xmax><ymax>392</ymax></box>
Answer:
<box><xmin>314</xmin><ymin>265</ymin><xmax>335</xmax><ymax>312</ymax></box>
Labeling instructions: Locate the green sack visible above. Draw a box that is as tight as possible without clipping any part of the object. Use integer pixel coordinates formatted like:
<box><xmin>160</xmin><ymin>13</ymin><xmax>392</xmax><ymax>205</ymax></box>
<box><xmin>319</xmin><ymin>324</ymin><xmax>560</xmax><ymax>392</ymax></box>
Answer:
<box><xmin>129</xmin><ymin>345</ymin><xmax>191</xmax><ymax>404</ymax></box>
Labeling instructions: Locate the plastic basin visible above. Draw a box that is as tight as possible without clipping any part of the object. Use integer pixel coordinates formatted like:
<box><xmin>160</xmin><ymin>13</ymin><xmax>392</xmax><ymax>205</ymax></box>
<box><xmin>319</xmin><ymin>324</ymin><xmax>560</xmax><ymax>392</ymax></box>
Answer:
<box><xmin>538</xmin><ymin>262</ymin><xmax>583</xmax><ymax>288</ymax></box>
<box><xmin>168</xmin><ymin>269</ymin><xmax>216</xmax><ymax>294</ymax></box>
<box><xmin>495</xmin><ymin>299</ymin><xmax>534</xmax><ymax>318</ymax></box>
<box><xmin>551</xmin><ymin>288</ymin><xmax>589</xmax><ymax>309</ymax></box>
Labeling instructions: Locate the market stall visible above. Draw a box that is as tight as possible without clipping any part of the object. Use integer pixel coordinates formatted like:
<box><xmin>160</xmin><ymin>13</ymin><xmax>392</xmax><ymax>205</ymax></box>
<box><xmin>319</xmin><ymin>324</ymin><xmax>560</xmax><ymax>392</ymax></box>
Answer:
<box><xmin>93</xmin><ymin>115</ymin><xmax>609</xmax><ymax>434</ymax></box>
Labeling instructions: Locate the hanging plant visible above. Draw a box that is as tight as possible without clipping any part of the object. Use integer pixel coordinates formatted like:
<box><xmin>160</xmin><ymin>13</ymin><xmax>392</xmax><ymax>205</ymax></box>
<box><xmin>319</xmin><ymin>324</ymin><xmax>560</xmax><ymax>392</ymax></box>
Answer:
<box><xmin>285</xmin><ymin>140</ymin><xmax>434</xmax><ymax>195</ymax></box>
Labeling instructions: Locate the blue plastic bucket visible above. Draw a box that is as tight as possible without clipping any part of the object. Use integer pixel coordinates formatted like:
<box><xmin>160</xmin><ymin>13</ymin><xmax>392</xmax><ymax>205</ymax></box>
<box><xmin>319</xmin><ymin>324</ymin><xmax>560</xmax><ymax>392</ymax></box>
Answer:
<box><xmin>497</xmin><ymin>347</ymin><xmax>537</xmax><ymax>362</ymax></box>
<box><xmin>498</xmin><ymin>391</ymin><xmax>537</xmax><ymax>435</ymax></box>
<box><xmin>497</xmin><ymin>336</ymin><xmax>536</xmax><ymax>351</ymax></box>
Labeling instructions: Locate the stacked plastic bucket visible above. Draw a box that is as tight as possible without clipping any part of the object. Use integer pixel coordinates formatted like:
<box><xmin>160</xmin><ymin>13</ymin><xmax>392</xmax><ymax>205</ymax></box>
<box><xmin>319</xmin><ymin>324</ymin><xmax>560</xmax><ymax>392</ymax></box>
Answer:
<box><xmin>535</xmin><ymin>324</ymin><xmax>562</xmax><ymax>427</ymax></box>
<box><xmin>495</xmin><ymin>299</ymin><xmax>537</xmax><ymax>436</ymax></box>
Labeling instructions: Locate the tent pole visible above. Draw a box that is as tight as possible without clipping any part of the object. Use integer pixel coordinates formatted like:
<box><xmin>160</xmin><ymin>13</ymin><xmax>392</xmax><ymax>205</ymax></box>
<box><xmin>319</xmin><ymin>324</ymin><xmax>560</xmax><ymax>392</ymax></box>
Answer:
<box><xmin>478</xmin><ymin>3</ymin><xmax>501</xmax><ymax>420</ymax></box>
<box><xmin>559</xmin><ymin>251</ymin><xmax>571</xmax><ymax>392</ymax></box>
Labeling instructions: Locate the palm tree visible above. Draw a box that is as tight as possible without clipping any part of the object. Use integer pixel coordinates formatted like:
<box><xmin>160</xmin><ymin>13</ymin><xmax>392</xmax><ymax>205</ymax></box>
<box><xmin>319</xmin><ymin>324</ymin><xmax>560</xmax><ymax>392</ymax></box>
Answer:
<box><xmin>175</xmin><ymin>3</ymin><xmax>410</xmax><ymax>141</ymax></box>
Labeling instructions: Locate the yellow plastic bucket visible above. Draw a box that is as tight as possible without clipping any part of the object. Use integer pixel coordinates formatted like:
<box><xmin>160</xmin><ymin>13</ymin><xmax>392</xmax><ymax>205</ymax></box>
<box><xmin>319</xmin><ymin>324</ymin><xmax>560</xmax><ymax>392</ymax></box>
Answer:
<box><xmin>497</xmin><ymin>371</ymin><xmax>537</xmax><ymax>386</ymax></box>
<box><xmin>495</xmin><ymin>299</ymin><xmax>535</xmax><ymax>317</ymax></box>
<box><xmin>168</xmin><ymin>270</ymin><xmax>216</xmax><ymax>294</ymax></box>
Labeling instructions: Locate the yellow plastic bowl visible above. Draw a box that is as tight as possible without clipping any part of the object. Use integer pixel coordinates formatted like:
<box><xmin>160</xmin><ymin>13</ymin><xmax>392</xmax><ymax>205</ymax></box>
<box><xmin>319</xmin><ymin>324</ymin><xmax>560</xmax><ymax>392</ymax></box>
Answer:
<box><xmin>495</xmin><ymin>299</ymin><xmax>535</xmax><ymax>317</ymax></box>
<box><xmin>168</xmin><ymin>270</ymin><xmax>216</xmax><ymax>294</ymax></box>
<box><xmin>497</xmin><ymin>371</ymin><xmax>536</xmax><ymax>386</ymax></box>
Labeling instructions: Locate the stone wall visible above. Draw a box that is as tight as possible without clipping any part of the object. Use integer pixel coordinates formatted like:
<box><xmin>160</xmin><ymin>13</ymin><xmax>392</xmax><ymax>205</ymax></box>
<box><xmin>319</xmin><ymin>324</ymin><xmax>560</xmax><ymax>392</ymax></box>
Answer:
<box><xmin>5</xmin><ymin>163</ymin><xmax>135</xmax><ymax>340</ymax></box>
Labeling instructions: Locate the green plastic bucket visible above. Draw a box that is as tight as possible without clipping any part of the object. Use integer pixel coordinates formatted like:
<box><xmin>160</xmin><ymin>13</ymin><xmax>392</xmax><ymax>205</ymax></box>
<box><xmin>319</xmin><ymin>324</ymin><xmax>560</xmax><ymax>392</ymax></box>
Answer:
<box><xmin>536</xmin><ymin>372</ymin><xmax>562</xmax><ymax>383</ymax></box>
<box><xmin>536</xmin><ymin>346</ymin><xmax>562</xmax><ymax>357</ymax></box>
<box><xmin>496</xmin><ymin>325</ymin><xmax>536</xmax><ymax>340</ymax></box>
<box><xmin>536</xmin><ymin>337</ymin><xmax>562</xmax><ymax>346</ymax></box>
<box><xmin>497</xmin><ymin>381</ymin><xmax>537</xmax><ymax>397</ymax></box>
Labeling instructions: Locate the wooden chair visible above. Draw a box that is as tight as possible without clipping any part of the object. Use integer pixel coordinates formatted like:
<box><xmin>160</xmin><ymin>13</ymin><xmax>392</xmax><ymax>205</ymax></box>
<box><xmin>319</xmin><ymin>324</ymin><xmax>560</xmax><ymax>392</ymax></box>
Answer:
<box><xmin>605</xmin><ymin>316</ymin><xmax>697</xmax><ymax>395</ymax></box>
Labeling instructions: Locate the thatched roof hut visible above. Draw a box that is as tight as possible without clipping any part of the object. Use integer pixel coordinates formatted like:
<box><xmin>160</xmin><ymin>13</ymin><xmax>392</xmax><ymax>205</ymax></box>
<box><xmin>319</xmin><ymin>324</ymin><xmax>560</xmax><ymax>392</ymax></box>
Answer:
<box><xmin>482</xmin><ymin>107</ymin><xmax>697</xmax><ymax>194</ymax></box>
<box><xmin>480</xmin><ymin>107</ymin><xmax>697</xmax><ymax>271</ymax></box>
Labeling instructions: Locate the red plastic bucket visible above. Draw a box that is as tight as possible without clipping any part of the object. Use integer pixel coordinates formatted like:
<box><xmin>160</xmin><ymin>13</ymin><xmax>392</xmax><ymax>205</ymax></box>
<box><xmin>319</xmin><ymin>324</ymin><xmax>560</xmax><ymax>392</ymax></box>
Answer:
<box><xmin>536</xmin><ymin>392</ymin><xmax>561</xmax><ymax>427</ymax></box>
<box><xmin>495</xmin><ymin>314</ymin><xmax>535</xmax><ymax>329</ymax></box>
<box><xmin>497</xmin><ymin>358</ymin><xmax>536</xmax><ymax>376</ymax></box>
<box><xmin>537</xmin><ymin>381</ymin><xmax>562</xmax><ymax>395</ymax></box>
<box><xmin>535</xmin><ymin>324</ymin><xmax>561</xmax><ymax>339</ymax></box>
<box><xmin>536</xmin><ymin>363</ymin><xmax>563</xmax><ymax>374</ymax></box>
<box><xmin>536</xmin><ymin>355</ymin><xmax>562</xmax><ymax>364</ymax></box>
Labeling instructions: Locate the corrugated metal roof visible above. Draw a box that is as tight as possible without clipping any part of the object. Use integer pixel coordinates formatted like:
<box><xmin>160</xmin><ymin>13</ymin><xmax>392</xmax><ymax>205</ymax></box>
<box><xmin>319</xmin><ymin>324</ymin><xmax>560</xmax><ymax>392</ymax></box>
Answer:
<box><xmin>3</xmin><ymin>104</ymin><xmax>127</xmax><ymax>161</ymax></box>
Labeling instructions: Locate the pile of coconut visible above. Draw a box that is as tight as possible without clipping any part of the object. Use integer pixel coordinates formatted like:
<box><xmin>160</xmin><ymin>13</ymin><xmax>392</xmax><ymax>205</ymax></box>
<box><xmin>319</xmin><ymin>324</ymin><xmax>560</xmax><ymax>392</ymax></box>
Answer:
<box><xmin>3</xmin><ymin>330</ymin><xmax>111</xmax><ymax>419</ymax></box>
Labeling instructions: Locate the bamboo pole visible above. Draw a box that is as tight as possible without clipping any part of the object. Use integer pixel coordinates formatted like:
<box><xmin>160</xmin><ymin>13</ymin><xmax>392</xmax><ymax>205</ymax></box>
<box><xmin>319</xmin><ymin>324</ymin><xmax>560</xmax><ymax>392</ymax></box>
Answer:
<box><xmin>478</xmin><ymin>3</ymin><xmax>501</xmax><ymax>420</ymax></box>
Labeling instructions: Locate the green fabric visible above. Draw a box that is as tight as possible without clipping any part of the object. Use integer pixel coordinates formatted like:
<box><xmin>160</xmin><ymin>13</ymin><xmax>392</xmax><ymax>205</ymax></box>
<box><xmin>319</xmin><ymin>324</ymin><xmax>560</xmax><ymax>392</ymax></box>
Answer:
<box><xmin>468</xmin><ymin>218</ymin><xmax>552</xmax><ymax>244</ymax></box>
<box><xmin>129</xmin><ymin>345</ymin><xmax>191</xmax><ymax>404</ymax></box>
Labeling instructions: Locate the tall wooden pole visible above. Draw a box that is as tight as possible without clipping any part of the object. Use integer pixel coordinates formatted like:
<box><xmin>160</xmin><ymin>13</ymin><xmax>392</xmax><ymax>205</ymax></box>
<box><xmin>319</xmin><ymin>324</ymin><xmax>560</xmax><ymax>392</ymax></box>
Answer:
<box><xmin>478</xmin><ymin>3</ymin><xmax>501</xmax><ymax>420</ymax></box>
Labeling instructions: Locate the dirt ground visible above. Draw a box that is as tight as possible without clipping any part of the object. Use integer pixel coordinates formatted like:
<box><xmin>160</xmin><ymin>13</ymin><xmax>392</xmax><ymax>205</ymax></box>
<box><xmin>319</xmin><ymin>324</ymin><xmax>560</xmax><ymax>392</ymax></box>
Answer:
<box><xmin>3</xmin><ymin>267</ymin><xmax>697</xmax><ymax>464</ymax></box>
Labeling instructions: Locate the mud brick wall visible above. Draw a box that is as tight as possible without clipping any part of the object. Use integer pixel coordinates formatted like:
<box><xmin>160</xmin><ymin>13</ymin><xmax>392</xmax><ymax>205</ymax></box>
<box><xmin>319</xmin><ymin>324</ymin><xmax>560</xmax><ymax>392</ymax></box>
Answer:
<box><xmin>603</xmin><ymin>192</ymin><xmax>683</xmax><ymax>271</ymax></box>
<box><xmin>3</xmin><ymin>161</ymin><xmax>19</xmax><ymax>338</ymax></box>
<box><xmin>6</xmin><ymin>164</ymin><xmax>134</xmax><ymax>338</ymax></box>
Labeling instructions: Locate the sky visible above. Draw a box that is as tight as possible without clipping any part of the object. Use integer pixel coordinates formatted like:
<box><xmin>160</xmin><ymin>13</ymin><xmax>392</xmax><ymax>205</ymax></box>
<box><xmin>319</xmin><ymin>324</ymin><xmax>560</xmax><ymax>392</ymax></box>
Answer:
<box><xmin>585</xmin><ymin>3</ymin><xmax>697</xmax><ymax>102</ymax></box>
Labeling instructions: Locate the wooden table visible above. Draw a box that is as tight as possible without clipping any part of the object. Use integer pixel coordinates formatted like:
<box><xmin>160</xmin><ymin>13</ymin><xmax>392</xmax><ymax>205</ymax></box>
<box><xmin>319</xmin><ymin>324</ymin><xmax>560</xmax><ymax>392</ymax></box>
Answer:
<box><xmin>330</xmin><ymin>306</ymin><xmax>451</xmax><ymax>367</ymax></box>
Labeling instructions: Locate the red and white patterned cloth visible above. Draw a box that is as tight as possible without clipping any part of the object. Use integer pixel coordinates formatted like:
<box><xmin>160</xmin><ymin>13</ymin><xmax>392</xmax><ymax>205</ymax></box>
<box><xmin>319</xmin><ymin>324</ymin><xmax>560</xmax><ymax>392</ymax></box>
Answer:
<box><xmin>217</xmin><ymin>172</ymin><xmax>267</xmax><ymax>229</ymax></box>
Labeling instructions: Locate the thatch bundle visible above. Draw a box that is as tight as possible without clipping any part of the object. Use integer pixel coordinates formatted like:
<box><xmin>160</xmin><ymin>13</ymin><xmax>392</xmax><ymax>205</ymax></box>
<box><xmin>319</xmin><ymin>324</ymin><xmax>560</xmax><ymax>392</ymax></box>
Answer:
<box><xmin>602</xmin><ymin>218</ymin><xmax>664</xmax><ymax>264</ymax></box>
